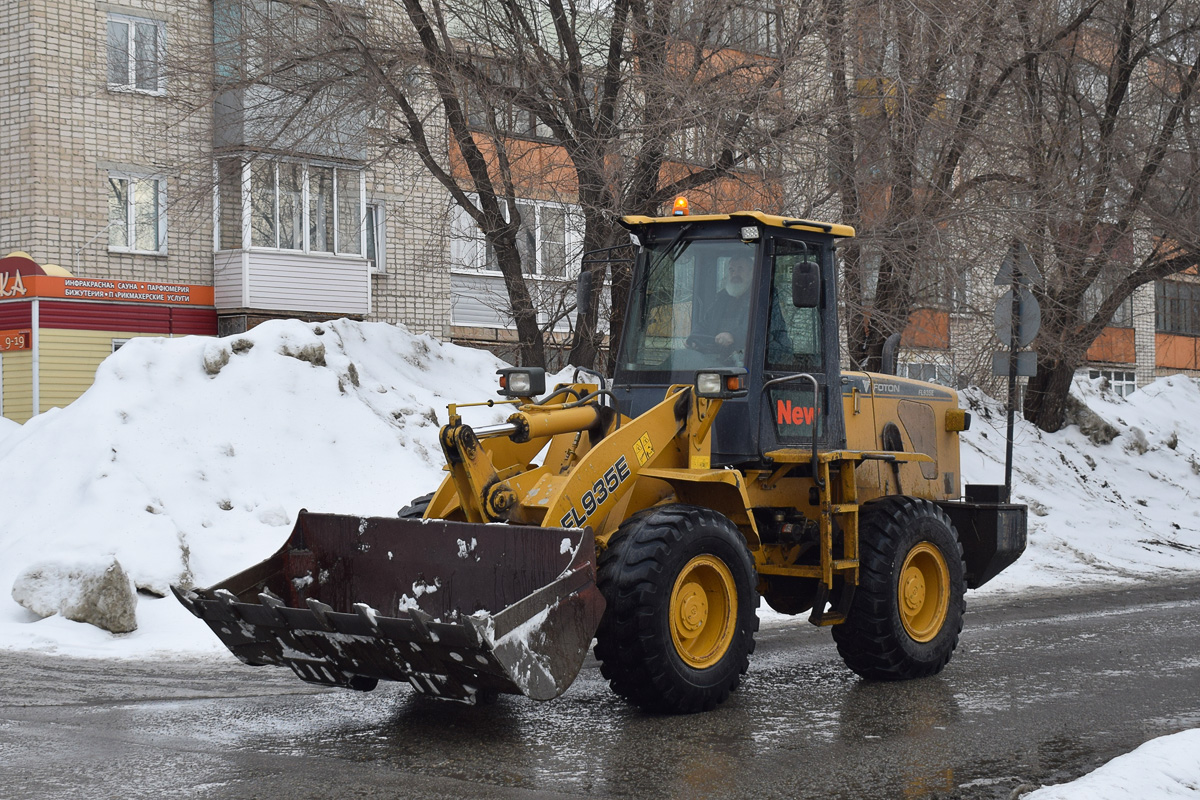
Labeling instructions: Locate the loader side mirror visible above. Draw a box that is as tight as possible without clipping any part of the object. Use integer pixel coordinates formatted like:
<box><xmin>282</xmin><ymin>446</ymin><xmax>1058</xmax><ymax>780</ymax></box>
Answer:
<box><xmin>792</xmin><ymin>260</ymin><xmax>820</xmax><ymax>308</ymax></box>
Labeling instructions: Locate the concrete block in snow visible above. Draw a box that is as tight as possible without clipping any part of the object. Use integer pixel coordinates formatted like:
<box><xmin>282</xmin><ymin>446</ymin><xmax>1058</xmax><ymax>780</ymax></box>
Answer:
<box><xmin>11</xmin><ymin>558</ymin><xmax>138</xmax><ymax>633</ymax></box>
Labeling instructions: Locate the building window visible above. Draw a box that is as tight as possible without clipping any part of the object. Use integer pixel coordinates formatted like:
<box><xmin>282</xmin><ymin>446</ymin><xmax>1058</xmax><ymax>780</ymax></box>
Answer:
<box><xmin>108</xmin><ymin>174</ymin><xmax>166</xmax><ymax>253</ymax></box>
<box><xmin>949</xmin><ymin>267</ymin><xmax>970</xmax><ymax>314</ymax></box>
<box><xmin>107</xmin><ymin>14</ymin><xmax>165</xmax><ymax>94</ymax></box>
<box><xmin>909</xmin><ymin>262</ymin><xmax>969</xmax><ymax>313</ymax></box>
<box><xmin>464</xmin><ymin>64</ymin><xmax>552</xmax><ymax>139</ymax></box>
<box><xmin>536</xmin><ymin>204</ymin><xmax>566</xmax><ymax>277</ymax></box>
<box><xmin>112</xmin><ymin>338</ymin><xmax>131</xmax><ymax>353</ymax></box>
<box><xmin>219</xmin><ymin>158</ymin><xmax>364</xmax><ymax>255</ymax></box>
<box><xmin>450</xmin><ymin>195</ymin><xmax>581</xmax><ymax>277</ymax></box>
<box><xmin>672</xmin><ymin>0</ymin><xmax>781</xmax><ymax>52</ymax></box>
<box><xmin>365</xmin><ymin>203</ymin><xmax>385</xmax><ymax>273</ymax></box>
<box><xmin>670</xmin><ymin>111</ymin><xmax>781</xmax><ymax>172</ymax></box>
<box><xmin>1083</xmin><ymin>282</ymin><xmax>1135</xmax><ymax>328</ymax></box>
<box><xmin>1088</xmin><ymin>369</ymin><xmax>1136</xmax><ymax>397</ymax></box>
<box><xmin>1156</xmin><ymin>279</ymin><xmax>1200</xmax><ymax>335</ymax></box>
<box><xmin>725</xmin><ymin>3</ymin><xmax>783</xmax><ymax>54</ymax></box>
<box><xmin>216</xmin><ymin>160</ymin><xmax>243</xmax><ymax>251</ymax></box>
<box><xmin>1110</xmin><ymin>295</ymin><xmax>1134</xmax><ymax>328</ymax></box>
<box><xmin>899</xmin><ymin>361</ymin><xmax>954</xmax><ymax>387</ymax></box>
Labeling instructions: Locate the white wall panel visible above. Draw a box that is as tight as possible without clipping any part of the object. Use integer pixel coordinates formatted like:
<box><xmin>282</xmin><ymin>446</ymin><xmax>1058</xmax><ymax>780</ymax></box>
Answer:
<box><xmin>213</xmin><ymin>251</ymin><xmax>370</xmax><ymax>314</ymax></box>
<box><xmin>213</xmin><ymin>251</ymin><xmax>245</xmax><ymax>308</ymax></box>
<box><xmin>451</xmin><ymin>271</ymin><xmax>579</xmax><ymax>332</ymax></box>
<box><xmin>451</xmin><ymin>272</ymin><xmax>512</xmax><ymax>328</ymax></box>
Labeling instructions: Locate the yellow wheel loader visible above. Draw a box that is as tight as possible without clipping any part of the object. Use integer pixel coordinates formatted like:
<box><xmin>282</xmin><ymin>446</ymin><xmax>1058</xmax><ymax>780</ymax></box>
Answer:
<box><xmin>174</xmin><ymin>210</ymin><xmax>1026</xmax><ymax>713</ymax></box>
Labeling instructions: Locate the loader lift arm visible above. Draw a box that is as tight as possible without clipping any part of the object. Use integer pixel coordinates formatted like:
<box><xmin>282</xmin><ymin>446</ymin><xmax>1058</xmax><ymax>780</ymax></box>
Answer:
<box><xmin>175</xmin><ymin>377</ymin><xmax>739</xmax><ymax>704</ymax></box>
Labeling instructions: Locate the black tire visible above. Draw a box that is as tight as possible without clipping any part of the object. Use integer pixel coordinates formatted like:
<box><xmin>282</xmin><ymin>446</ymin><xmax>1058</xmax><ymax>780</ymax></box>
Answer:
<box><xmin>594</xmin><ymin>504</ymin><xmax>759</xmax><ymax>714</ymax></box>
<box><xmin>831</xmin><ymin>496</ymin><xmax>966</xmax><ymax>680</ymax></box>
<box><xmin>398</xmin><ymin>493</ymin><xmax>433</xmax><ymax>519</ymax></box>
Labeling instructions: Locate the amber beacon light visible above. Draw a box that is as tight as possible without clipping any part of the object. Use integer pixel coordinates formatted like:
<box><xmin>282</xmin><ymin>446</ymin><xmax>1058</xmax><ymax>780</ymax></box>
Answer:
<box><xmin>672</xmin><ymin>196</ymin><xmax>690</xmax><ymax>216</ymax></box>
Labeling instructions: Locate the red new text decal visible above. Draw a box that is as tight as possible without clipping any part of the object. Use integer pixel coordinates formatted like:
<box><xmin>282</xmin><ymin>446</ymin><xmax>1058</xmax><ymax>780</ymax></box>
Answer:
<box><xmin>777</xmin><ymin>399</ymin><xmax>817</xmax><ymax>426</ymax></box>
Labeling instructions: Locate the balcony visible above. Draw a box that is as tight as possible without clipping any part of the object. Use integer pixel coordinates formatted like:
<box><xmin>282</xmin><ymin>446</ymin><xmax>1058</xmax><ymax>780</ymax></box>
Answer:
<box><xmin>214</xmin><ymin>250</ymin><xmax>370</xmax><ymax>316</ymax></box>
<box><xmin>214</xmin><ymin>85</ymin><xmax>367</xmax><ymax>162</ymax></box>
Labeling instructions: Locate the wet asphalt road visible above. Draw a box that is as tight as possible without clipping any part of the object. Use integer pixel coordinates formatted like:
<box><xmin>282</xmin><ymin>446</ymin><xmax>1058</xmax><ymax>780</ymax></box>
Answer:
<box><xmin>2</xmin><ymin>578</ymin><xmax>1199</xmax><ymax>800</ymax></box>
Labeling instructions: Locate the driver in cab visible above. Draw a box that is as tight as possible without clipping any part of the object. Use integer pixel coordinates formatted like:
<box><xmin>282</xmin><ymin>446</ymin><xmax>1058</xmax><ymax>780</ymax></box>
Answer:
<box><xmin>685</xmin><ymin>255</ymin><xmax>752</xmax><ymax>362</ymax></box>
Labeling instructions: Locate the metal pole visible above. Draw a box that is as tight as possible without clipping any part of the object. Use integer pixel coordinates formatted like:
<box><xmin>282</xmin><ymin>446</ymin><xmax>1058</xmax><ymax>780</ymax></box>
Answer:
<box><xmin>1004</xmin><ymin>281</ymin><xmax>1020</xmax><ymax>503</ymax></box>
<box><xmin>31</xmin><ymin>298</ymin><xmax>40</xmax><ymax>419</ymax></box>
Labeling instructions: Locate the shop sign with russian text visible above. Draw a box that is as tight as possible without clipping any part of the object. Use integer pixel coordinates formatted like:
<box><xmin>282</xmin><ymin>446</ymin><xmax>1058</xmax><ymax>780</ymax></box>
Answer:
<box><xmin>0</xmin><ymin>276</ymin><xmax>214</xmax><ymax>306</ymax></box>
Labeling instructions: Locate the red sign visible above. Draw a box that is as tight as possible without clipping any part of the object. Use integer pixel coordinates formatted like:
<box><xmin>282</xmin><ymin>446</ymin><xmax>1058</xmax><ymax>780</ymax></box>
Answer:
<box><xmin>0</xmin><ymin>275</ymin><xmax>214</xmax><ymax>306</ymax></box>
<box><xmin>0</xmin><ymin>271</ymin><xmax>30</xmax><ymax>299</ymax></box>
<box><xmin>1</xmin><ymin>329</ymin><xmax>31</xmax><ymax>351</ymax></box>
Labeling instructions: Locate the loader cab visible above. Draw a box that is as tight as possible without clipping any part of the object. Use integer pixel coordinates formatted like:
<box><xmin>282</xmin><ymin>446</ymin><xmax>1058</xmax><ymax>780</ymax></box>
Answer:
<box><xmin>614</xmin><ymin>211</ymin><xmax>854</xmax><ymax>468</ymax></box>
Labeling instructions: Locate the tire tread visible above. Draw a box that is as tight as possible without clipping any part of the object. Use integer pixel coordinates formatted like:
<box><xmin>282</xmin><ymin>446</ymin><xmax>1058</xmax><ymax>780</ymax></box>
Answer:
<box><xmin>832</xmin><ymin>496</ymin><xmax>966</xmax><ymax>680</ymax></box>
<box><xmin>595</xmin><ymin>505</ymin><xmax>758</xmax><ymax>713</ymax></box>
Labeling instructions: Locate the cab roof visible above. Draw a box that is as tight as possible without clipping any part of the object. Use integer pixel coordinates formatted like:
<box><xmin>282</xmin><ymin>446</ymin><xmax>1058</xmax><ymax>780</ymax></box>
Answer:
<box><xmin>619</xmin><ymin>210</ymin><xmax>855</xmax><ymax>238</ymax></box>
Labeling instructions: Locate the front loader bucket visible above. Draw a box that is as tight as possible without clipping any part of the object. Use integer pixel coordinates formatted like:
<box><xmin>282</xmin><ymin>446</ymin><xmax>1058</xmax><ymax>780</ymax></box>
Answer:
<box><xmin>173</xmin><ymin>512</ymin><xmax>604</xmax><ymax>703</ymax></box>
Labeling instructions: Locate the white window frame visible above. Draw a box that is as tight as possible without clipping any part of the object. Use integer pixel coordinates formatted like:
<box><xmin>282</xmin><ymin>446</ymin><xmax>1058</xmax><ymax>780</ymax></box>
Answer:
<box><xmin>899</xmin><ymin>360</ymin><xmax>954</xmax><ymax>387</ymax></box>
<box><xmin>106</xmin><ymin>13</ymin><xmax>166</xmax><ymax>95</ymax></box>
<box><xmin>366</xmin><ymin>202</ymin><xmax>386</xmax><ymax>274</ymax></box>
<box><xmin>112</xmin><ymin>338</ymin><xmax>131</xmax><ymax>353</ymax></box>
<box><xmin>1088</xmin><ymin>368</ymin><xmax>1137</xmax><ymax>397</ymax></box>
<box><xmin>216</xmin><ymin>158</ymin><xmax>366</xmax><ymax>256</ymax></box>
<box><xmin>726</xmin><ymin>3</ymin><xmax>782</xmax><ymax>54</ymax></box>
<box><xmin>108</xmin><ymin>172</ymin><xmax>168</xmax><ymax>255</ymax></box>
<box><xmin>450</xmin><ymin>194</ymin><xmax>582</xmax><ymax>278</ymax></box>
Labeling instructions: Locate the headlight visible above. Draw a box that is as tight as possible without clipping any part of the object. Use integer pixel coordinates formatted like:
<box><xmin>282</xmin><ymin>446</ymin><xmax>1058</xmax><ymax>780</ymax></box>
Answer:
<box><xmin>696</xmin><ymin>372</ymin><xmax>724</xmax><ymax>396</ymax></box>
<box><xmin>497</xmin><ymin>367</ymin><xmax>546</xmax><ymax>398</ymax></box>
<box><xmin>740</xmin><ymin>226</ymin><xmax>759</xmax><ymax>241</ymax></box>
<box><xmin>508</xmin><ymin>372</ymin><xmax>532</xmax><ymax>394</ymax></box>
<box><xmin>694</xmin><ymin>368</ymin><xmax>748</xmax><ymax>399</ymax></box>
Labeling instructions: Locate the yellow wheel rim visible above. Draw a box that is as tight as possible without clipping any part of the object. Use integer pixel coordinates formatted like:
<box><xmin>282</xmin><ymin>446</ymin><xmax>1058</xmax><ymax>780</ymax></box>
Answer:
<box><xmin>898</xmin><ymin>542</ymin><xmax>950</xmax><ymax>642</ymax></box>
<box><xmin>669</xmin><ymin>555</ymin><xmax>738</xmax><ymax>669</ymax></box>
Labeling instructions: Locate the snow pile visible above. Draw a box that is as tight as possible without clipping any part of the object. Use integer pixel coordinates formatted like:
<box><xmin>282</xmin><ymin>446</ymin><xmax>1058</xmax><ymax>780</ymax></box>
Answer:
<box><xmin>0</xmin><ymin>319</ymin><xmax>511</xmax><ymax>655</ymax></box>
<box><xmin>0</xmin><ymin>415</ymin><xmax>18</xmax><ymax>445</ymax></box>
<box><xmin>959</xmin><ymin>374</ymin><xmax>1200</xmax><ymax>595</ymax></box>
<box><xmin>1024</xmin><ymin>728</ymin><xmax>1200</xmax><ymax>799</ymax></box>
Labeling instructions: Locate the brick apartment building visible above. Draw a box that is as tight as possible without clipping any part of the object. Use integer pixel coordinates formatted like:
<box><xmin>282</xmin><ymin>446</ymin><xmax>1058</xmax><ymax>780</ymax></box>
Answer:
<box><xmin>2</xmin><ymin>0</ymin><xmax>1198</xmax><ymax>423</ymax></box>
<box><xmin>0</xmin><ymin>0</ymin><xmax>521</xmax><ymax>422</ymax></box>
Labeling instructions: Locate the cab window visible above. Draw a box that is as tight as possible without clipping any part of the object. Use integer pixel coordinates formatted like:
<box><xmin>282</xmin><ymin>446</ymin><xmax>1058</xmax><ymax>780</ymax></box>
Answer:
<box><xmin>619</xmin><ymin>238</ymin><xmax>757</xmax><ymax>377</ymax></box>
<box><xmin>766</xmin><ymin>240</ymin><xmax>823</xmax><ymax>373</ymax></box>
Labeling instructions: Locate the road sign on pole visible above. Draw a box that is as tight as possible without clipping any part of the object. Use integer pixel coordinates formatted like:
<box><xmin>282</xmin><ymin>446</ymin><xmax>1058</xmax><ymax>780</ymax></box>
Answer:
<box><xmin>994</xmin><ymin>241</ymin><xmax>1042</xmax><ymax>287</ymax></box>
<box><xmin>992</xmin><ymin>351</ymin><xmax>1037</xmax><ymax>377</ymax></box>
<box><xmin>992</xmin><ymin>241</ymin><xmax>1042</xmax><ymax>503</ymax></box>
<box><xmin>993</xmin><ymin>287</ymin><xmax>1041</xmax><ymax>349</ymax></box>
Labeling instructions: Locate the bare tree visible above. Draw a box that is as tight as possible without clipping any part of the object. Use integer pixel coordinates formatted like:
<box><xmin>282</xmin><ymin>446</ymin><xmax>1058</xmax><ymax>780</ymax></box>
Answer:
<box><xmin>184</xmin><ymin>0</ymin><xmax>825</xmax><ymax>369</ymax></box>
<box><xmin>180</xmin><ymin>0</ymin><xmax>1200</xmax><ymax>411</ymax></box>
<box><xmin>820</xmin><ymin>0</ymin><xmax>1200</xmax><ymax>433</ymax></box>
<box><xmin>415</xmin><ymin>0</ymin><xmax>827</xmax><ymax>370</ymax></box>
<box><xmin>1010</xmin><ymin>0</ymin><xmax>1200</xmax><ymax>431</ymax></box>
<box><xmin>821</xmin><ymin>0</ymin><xmax>1098</xmax><ymax>374</ymax></box>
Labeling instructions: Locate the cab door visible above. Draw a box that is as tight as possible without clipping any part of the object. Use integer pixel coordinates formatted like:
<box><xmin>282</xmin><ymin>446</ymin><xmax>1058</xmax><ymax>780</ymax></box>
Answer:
<box><xmin>757</xmin><ymin>235</ymin><xmax>846</xmax><ymax>457</ymax></box>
